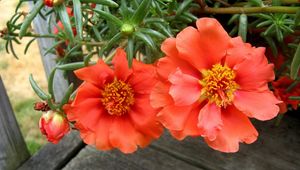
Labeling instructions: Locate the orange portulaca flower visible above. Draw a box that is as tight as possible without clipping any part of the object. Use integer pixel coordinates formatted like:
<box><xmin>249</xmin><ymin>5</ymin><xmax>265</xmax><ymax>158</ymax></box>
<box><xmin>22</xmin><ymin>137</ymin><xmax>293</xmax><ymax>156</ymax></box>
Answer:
<box><xmin>272</xmin><ymin>76</ymin><xmax>300</xmax><ymax>113</ymax></box>
<box><xmin>63</xmin><ymin>48</ymin><xmax>163</xmax><ymax>153</ymax></box>
<box><xmin>151</xmin><ymin>18</ymin><xmax>281</xmax><ymax>152</ymax></box>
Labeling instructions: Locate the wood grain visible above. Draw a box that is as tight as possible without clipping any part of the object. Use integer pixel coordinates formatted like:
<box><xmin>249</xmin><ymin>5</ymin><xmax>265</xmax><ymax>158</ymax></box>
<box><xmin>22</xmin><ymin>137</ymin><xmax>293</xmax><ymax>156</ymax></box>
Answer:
<box><xmin>0</xmin><ymin>77</ymin><xmax>30</xmax><ymax>170</ymax></box>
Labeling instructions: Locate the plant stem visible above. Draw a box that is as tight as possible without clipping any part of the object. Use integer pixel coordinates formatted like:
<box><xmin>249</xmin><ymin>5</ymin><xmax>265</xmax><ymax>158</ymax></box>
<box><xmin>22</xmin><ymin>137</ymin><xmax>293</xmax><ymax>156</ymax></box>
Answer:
<box><xmin>233</xmin><ymin>0</ymin><xmax>300</xmax><ymax>7</ymax></box>
<box><xmin>5</xmin><ymin>32</ymin><xmax>56</xmax><ymax>38</ymax></box>
<box><xmin>201</xmin><ymin>6</ymin><xmax>299</xmax><ymax>14</ymax></box>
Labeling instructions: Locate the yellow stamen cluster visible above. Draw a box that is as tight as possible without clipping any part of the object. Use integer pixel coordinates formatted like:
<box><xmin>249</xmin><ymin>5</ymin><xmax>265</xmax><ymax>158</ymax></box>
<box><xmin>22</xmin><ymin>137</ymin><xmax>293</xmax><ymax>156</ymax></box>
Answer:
<box><xmin>200</xmin><ymin>64</ymin><xmax>239</xmax><ymax>107</ymax></box>
<box><xmin>101</xmin><ymin>79</ymin><xmax>135</xmax><ymax>116</ymax></box>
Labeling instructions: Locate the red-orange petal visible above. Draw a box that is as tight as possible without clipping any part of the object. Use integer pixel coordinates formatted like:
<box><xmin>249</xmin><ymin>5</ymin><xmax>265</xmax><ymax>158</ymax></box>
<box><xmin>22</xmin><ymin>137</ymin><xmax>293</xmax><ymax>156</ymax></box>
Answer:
<box><xmin>157</xmin><ymin>104</ymin><xmax>193</xmax><ymax>130</ymax></box>
<box><xmin>74</xmin><ymin>60</ymin><xmax>114</xmax><ymax>87</ymax></box>
<box><xmin>112</xmin><ymin>48</ymin><xmax>133</xmax><ymax>81</ymax></box>
<box><xmin>205</xmin><ymin>106</ymin><xmax>258</xmax><ymax>153</ymax></box>
<box><xmin>73</xmin><ymin>82</ymin><xmax>102</xmax><ymax>105</ymax></box>
<box><xmin>176</xmin><ymin>18</ymin><xmax>230</xmax><ymax>70</ymax></box>
<box><xmin>198</xmin><ymin>103</ymin><xmax>223</xmax><ymax>141</ymax></box>
<box><xmin>109</xmin><ymin>116</ymin><xmax>147</xmax><ymax>153</ymax></box>
<box><xmin>233</xmin><ymin>90</ymin><xmax>280</xmax><ymax>121</ymax></box>
<box><xmin>169</xmin><ymin>68</ymin><xmax>201</xmax><ymax>106</ymax></box>
<box><xmin>234</xmin><ymin>48</ymin><xmax>275</xmax><ymax>92</ymax></box>
<box><xmin>170</xmin><ymin>106</ymin><xmax>201</xmax><ymax>140</ymax></box>
<box><xmin>150</xmin><ymin>82</ymin><xmax>173</xmax><ymax>108</ymax></box>
<box><xmin>129</xmin><ymin>60</ymin><xmax>157</xmax><ymax>94</ymax></box>
<box><xmin>95</xmin><ymin>113</ymin><xmax>113</xmax><ymax>150</ymax></box>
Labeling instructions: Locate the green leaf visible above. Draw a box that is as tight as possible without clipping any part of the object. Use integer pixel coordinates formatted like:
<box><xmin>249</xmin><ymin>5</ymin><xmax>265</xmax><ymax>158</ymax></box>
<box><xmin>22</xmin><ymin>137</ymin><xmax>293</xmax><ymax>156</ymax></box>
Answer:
<box><xmin>295</xmin><ymin>10</ymin><xmax>300</xmax><ymax>26</ymax></box>
<box><xmin>58</xmin><ymin>83</ymin><xmax>74</xmax><ymax>109</ymax></box>
<box><xmin>29</xmin><ymin>74</ymin><xmax>50</xmax><ymax>100</ymax></box>
<box><xmin>84</xmin><ymin>52</ymin><xmax>95</xmax><ymax>66</ymax></box>
<box><xmin>238</xmin><ymin>14</ymin><xmax>247</xmax><ymax>42</ymax></box>
<box><xmin>73</xmin><ymin>0</ymin><xmax>83</xmax><ymax>39</ymax></box>
<box><xmin>134</xmin><ymin>31</ymin><xmax>156</xmax><ymax>51</ymax></box>
<box><xmin>249</xmin><ymin>0</ymin><xmax>263</xmax><ymax>7</ymax></box>
<box><xmin>55</xmin><ymin>4</ymin><xmax>75</xmax><ymax>44</ymax></box>
<box><xmin>100</xmin><ymin>32</ymin><xmax>122</xmax><ymax>55</ymax></box>
<box><xmin>80</xmin><ymin>0</ymin><xmax>119</xmax><ymax>8</ymax></box>
<box><xmin>264</xmin><ymin>36</ymin><xmax>278</xmax><ymax>56</ymax></box>
<box><xmin>175</xmin><ymin>0</ymin><xmax>193</xmax><ymax>18</ymax></box>
<box><xmin>256</xmin><ymin>20</ymin><xmax>272</xmax><ymax>28</ymax></box>
<box><xmin>48</xmin><ymin>68</ymin><xmax>57</xmax><ymax>100</ymax></box>
<box><xmin>24</xmin><ymin>38</ymin><xmax>37</xmax><ymax>54</ymax></box>
<box><xmin>93</xmin><ymin>9</ymin><xmax>123</xmax><ymax>27</ymax></box>
<box><xmin>56</xmin><ymin>62</ymin><xmax>95</xmax><ymax>70</ymax></box>
<box><xmin>272</xmin><ymin>0</ymin><xmax>281</xmax><ymax>6</ymax></box>
<box><xmin>126</xmin><ymin>36</ymin><xmax>134</xmax><ymax>67</ymax></box>
<box><xmin>291</xmin><ymin>43</ymin><xmax>300</xmax><ymax>80</ymax></box>
<box><xmin>19</xmin><ymin>0</ymin><xmax>44</xmax><ymax>38</ymax></box>
<box><xmin>139</xmin><ymin>28</ymin><xmax>166</xmax><ymax>39</ymax></box>
<box><xmin>131</xmin><ymin>0</ymin><xmax>152</xmax><ymax>25</ymax></box>
<box><xmin>228</xmin><ymin>14</ymin><xmax>239</xmax><ymax>25</ymax></box>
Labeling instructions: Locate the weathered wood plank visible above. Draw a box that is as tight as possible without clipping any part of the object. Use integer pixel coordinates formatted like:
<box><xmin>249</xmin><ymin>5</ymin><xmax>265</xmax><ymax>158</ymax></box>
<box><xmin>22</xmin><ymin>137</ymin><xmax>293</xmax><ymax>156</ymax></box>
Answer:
<box><xmin>150</xmin><ymin>115</ymin><xmax>300</xmax><ymax>170</ymax></box>
<box><xmin>18</xmin><ymin>3</ymin><xmax>85</xmax><ymax>169</ymax></box>
<box><xmin>0</xmin><ymin>77</ymin><xmax>30</xmax><ymax>170</ymax></box>
<box><xmin>19</xmin><ymin>131</ymin><xmax>84</xmax><ymax>170</ymax></box>
<box><xmin>63</xmin><ymin>145</ymin><xmax>202</xmax><ymax>170</ymax></box>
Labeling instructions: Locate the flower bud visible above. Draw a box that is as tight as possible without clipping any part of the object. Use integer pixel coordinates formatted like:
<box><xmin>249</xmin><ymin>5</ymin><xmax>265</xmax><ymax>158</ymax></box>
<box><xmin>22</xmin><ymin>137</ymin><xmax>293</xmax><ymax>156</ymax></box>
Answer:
<box><xmin>121</xmin><ymin>23</ymin><xmax>135</xmax><ymax>35</ymax></box>
<box><xmin>39</xmin><ymin>111</ymin><xmax>70</xmax><ymax>144</ymax></box>
<box><xmin>44</xmin><ymin>0</ymin><xmax>64</xmax><ymax>7</ymax></box>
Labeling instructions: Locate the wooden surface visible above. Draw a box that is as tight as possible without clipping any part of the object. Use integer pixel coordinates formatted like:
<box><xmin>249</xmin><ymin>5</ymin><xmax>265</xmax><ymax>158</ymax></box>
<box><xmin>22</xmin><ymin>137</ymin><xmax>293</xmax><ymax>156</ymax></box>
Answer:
<box><xmin>0</xmin><ymin>77</ymin><xmax>30</xmax><ymax>170</ymax></box>
<box><xmin>60</xmin><ymin>115</ymin><xmax>300</xmax><ymax>170</ymax></box>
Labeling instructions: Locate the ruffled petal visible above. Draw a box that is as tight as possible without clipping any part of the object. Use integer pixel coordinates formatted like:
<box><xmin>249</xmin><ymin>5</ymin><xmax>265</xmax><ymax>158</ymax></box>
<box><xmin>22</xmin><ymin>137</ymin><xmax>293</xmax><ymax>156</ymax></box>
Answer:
<box><xmin>205</xmin><ymin>106</ymin><xmax>258</xmax><ymax>153</ymax></box>
<box><xmin>234</xmin><ymin>48</ymin><xmax>275</xmax><ymax>92</ymax></box>
<box><xmin>233</xmin><ymin>90</ymin><xmax>280</xmax><ymax>121</ymax></box>
<box><xmin>198</xmin><ymin>103</ymin><xmax>222</xmax><ymax>141</ymax></box>
<box><xmin>64</xmin><ymin>99</ymin><xmax>103</xmax><ymax>131</ymax></box>
<box><xmin>112</xmin><ymin>48</ymin><xmax>133</xmax><ymax>81</ymax></box>
<box><xmin>225</xmin><ymin>37</ymin><xmax>251</xmax><ymax>68</ymax></box>
<box><xmin>95</xmin><ymin>113</ymin><xmax>113</xmax><ymax>150</ymax></box>
<box><xmin>129</xmin><ymin>96</ymin><xmax>163</xmax><ymax>138</ymax></box>
<box><xmin>157</xmin><ymin>104</ymin><xmax>193</xmax><ymax>130</ymax></box>
<box><xmin>73</xmin><ymin>82</ymin><xmax>102</xmax><ymax>105</ymax></box>
<box><xmin>129</xmin><ymin>60</ymin><xmax>157</xmax><ymax>94</ymax></box>
<box><xmin>170</xmin><ymin>106</ymin><xmax>201</xmax><ymax>140</ymax></box>
<box><xmin>150</xmin><ymin>82</ymin><xmax>173</xmax><ymax>108</ymax></box>
<box><xmin>109</xmin><ymin>116</ymin><xmax>148</xmax><ymax>153</ymax></box>
<box><xmin>75</xmin><ymin>60</ymin><xmax>114</xmax><ymax>87</ymax></box>
<box><xmin>176</xmin><ymin>18</ymin><xmax>230</xmax><ymax>70</ymax></box>
<box><xmin>169</xmin><ymin>68</ymin><xmax>201</xmax><ymax>106</ymax></box>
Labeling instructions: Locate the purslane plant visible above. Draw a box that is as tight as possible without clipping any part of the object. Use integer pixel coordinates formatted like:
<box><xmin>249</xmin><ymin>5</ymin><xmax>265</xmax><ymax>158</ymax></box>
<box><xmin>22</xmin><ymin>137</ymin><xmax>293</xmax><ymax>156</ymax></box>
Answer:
<box><xmin>1</xmin><ymin>0</ymin><xmax>300</xmax><ymax>153</ymax></box>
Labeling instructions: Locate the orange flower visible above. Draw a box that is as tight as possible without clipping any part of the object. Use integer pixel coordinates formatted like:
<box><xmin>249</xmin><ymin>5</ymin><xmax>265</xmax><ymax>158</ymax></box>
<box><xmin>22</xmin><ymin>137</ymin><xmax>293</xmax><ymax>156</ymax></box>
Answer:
<box><xmin>64</xmin><ymin>48</ymin><xmax>163</xmax><ymax>153</ymax></box>
<box><xmin>39</xmin><ymin>111</ymin><xmax>70</xmax><ymax>144</ymax></box>
<box><xmin>272</xmin><ymin>76</ymin><xmax>300</xmax><ymax>113</ymax></box>
<box><xmin>151</xmin><ymin>18</ymin><xmax>281</xmax><ymax>152</ymax></box>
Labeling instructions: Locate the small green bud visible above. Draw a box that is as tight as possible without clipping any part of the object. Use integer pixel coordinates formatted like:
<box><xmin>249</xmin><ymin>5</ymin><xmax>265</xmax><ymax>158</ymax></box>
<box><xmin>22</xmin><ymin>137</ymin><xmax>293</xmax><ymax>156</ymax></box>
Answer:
<box><xmin>121</xmin><ymin>23</ymin><xmax>135</xmax><ymax>35</ymax></box>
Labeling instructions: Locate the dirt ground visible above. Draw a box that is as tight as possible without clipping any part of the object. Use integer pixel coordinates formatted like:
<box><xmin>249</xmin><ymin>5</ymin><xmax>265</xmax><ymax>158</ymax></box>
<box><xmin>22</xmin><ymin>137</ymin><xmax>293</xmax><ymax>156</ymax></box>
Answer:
<box><xmin>0</xmin><ymin>0</ymin><xmax>47</xmax><ymax>153</ymax></box>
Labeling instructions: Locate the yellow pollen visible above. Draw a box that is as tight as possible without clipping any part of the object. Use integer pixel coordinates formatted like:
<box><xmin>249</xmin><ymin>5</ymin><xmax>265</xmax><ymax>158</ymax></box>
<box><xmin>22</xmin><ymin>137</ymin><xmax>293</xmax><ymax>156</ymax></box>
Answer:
<box><xmin>101</xmin><ymin>79</ymin><xmax>135</xmax><ymax>116</ymax></box>
<box><xmin>200</xmin><ymin>64</ymin><xmax>239</xmax><ymax>107</ymax></box>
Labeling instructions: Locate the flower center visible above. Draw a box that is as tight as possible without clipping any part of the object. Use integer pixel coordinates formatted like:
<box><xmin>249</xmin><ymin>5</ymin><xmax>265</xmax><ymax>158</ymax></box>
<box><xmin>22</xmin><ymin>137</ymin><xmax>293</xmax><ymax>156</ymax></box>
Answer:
<box><xmin>101</xmin><ymin>79</ymin><xmax>135</xmax><ymax>116</ymax></box>
<box><xmin>200</xmin><ymin>64</ymin><xmax>239</xmax><ymax>107</ymax></box>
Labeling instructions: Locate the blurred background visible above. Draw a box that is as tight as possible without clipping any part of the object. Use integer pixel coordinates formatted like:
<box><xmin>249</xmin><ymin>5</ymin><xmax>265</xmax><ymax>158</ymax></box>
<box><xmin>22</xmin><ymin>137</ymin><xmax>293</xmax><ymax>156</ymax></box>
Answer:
<box><xmin>0</xmin><ymin>0</ymin><xmax>47</xmax><ymax>154</ymax></box>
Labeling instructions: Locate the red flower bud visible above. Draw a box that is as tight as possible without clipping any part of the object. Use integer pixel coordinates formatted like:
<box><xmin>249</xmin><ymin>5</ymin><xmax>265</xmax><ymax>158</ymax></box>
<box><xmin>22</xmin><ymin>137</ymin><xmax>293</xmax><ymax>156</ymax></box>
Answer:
<box><xmin>39</xmin><ymin>111</ymin><xmax>70</xmax><ymax>144</ymax></box>
<box><xmin>44</xmin><ymin>0</ymin><xmax>64</xmax><ymax>7</ymax></box>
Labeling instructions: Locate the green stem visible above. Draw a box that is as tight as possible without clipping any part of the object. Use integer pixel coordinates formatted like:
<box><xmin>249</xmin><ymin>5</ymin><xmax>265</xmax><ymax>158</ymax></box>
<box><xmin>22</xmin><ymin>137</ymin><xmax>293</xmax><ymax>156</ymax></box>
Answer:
<box><xmin>5</xmin><ymin>32</ymin><xmax>56</xmax><ymax>38</ymax></box>
<box><xmin>233</xmin><ymin>0</ymin><xmax>300</xmax><ymax>6</ymax></box>
<box><xmin>202</xmin><ymin>6</ymin><xmax>299</xmax><ymax>14</ymax></box>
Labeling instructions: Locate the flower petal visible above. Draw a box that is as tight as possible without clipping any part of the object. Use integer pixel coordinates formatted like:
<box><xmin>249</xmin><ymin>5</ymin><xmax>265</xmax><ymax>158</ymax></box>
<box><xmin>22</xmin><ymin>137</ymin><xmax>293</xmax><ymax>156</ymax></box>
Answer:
<box><xmin>73</xmin><ymin>82</ymin><xmax>102</xmax><ymax>105</ymax></box>
<box><xmin>109</xmin><ymin>116</ymin><xmax>146</xmax><ymax>153</ymax></box>
<box><xmin>150</xmin><ymin>82</ymin><xmax>173</xmax><ymax>108</ymax></box>
<box><xmin>169</xmin><ymin>68</ymin><xmax>201</xmax><ymax>106</ymax></box>
<box><xmin>233</xmin><ymin>90</ymin><xmax>280</xmax><ymax>121</ymax></box>
<box><xmin>205</xmin><ymin>106</ymin><xmax>258</xmax><ymax>153</ymax></box>
<box><xmin>176</xmin><ymin>18</ymin><xmax>230</xmax><ymax>70</ymax></box>
<box><xmin>157</xmin><ymin>104</ymin><xmax>193</xmax><ymax>131</ymax></box>
<box><xmin>234</xmin><ymin>48</ymin><xmax>275</xmax><ymax>92</ymax></box>
<box><xmin>128</xmin><ymin>60</ymin><xmax>157</xmax><ymax>94</ymax></box>
<box><xmin>198</xmin><ymin>103</ymin><xmax>222</xmax><ymax>141</ymax></box>
<box><xmin>112</xmin><ymin>48</ymin><xmax>133</xmax><ymax>81</ymax></box>
<box><xmin>75</xmin><ymin>60</ymin><xmax>114</xmax><ymax>87</ymax></box>
<box><xmin>170</xmin><ymin>106</ymin><xmax>201</xmax><ymax>140</ymax></box>
<box><xmin>95</xmin><ymin>113</ymin><xmax>113</xmax><ymax>150</ymax></box>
